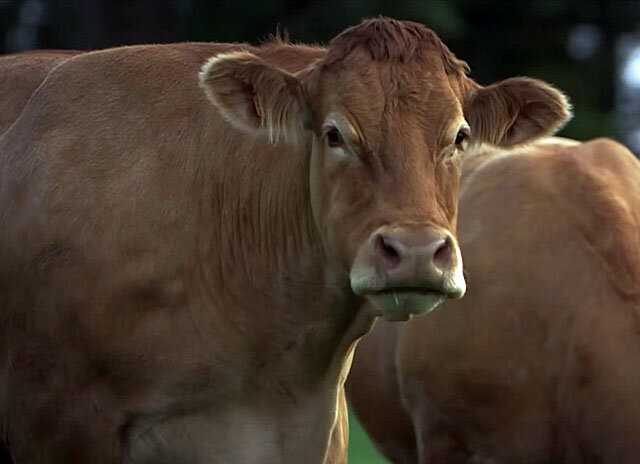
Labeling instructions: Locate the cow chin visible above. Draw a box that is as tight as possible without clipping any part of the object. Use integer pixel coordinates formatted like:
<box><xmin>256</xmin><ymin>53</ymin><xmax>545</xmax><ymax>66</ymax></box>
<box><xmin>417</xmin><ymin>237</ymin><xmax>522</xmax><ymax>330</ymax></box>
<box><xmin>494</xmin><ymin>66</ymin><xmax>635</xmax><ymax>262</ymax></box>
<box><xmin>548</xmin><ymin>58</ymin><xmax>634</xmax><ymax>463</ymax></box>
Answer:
<box><xmin>350</xmin><ymin>260</ymin><xmax>466</xmax><ymax>321</ymax></box>
<box><xmin>365</xmin><ymin>291</ymin><xmax>447</xmax><ymax>321</ymax></box>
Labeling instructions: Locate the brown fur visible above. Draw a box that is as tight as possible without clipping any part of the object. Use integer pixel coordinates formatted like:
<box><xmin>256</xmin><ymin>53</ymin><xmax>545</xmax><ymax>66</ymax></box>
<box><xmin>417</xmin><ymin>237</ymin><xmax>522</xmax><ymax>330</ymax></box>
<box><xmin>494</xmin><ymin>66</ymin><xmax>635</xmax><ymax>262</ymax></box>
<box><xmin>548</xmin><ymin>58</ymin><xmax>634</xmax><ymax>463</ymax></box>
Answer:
<box><xmin>0</xmin><ymin>50</ymin><xmax>80</xmax><ymax>135</ymax></box>
<box><xmin>199</xmin><ymin>51</ymin><xmax>310</xmax><ymax>144</ymax></box>
<box><xmin>323</xmin><ymin>17</ymin><xmax>470</xmax><ymax>75</ymax></box>
<box><xmin>465</xmin><ymin>77</ymin><xmax>572</xmax><ymax>147</ymax></box>
<box><xmin>0</xmin><ymin>18</ymin><xmax>570</xmax><ymax>463</ymax></box>
<box><xmin>347</xmin><ymin>137</ymin><xmax>640</xmax><ymax>463</ymax></box>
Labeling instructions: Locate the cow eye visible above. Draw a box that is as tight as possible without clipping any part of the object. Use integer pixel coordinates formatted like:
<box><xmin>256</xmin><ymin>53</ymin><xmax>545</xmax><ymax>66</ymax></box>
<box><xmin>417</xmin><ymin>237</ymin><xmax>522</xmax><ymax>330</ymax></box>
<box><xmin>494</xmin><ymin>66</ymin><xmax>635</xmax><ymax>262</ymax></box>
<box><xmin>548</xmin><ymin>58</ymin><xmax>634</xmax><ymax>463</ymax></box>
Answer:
<box><xmin>455</xmin><ymin>131</ymin><xmax>467</xmax><ymax>145</ymax></box>
<box><xmin>455</xmin><ymin>125</ymin><xmax>470</xmax><ymax>148</ymax></box>
<box><xmin>326</xmin><ymin>127</ymin><xmax>344</xmax><ymax>148</ymax></box>
<box><xmin>455</xmin><ymin>128</ymin><xmax>469</xmax><ymax>147</ymax></box>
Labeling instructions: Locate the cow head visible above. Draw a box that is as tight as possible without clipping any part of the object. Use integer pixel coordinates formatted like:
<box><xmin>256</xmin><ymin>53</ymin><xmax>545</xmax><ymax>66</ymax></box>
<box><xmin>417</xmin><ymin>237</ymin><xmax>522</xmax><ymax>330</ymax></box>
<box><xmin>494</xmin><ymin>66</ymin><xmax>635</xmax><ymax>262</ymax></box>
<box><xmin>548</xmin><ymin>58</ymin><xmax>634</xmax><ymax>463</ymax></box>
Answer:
<box><xmin>199</xmin><ymin>18</ymin><xmax>571</xmax><ymax>321</ymax></box>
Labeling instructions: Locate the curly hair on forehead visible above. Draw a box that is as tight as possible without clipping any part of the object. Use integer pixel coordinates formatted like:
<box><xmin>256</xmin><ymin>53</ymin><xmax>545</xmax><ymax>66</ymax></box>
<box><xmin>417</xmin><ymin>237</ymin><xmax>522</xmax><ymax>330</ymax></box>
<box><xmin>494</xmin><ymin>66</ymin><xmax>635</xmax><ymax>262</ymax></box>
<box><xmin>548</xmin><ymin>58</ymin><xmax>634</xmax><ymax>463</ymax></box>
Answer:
<box><xmin>323</xmin><ymin>16</ymin><xmax>470</xmax><ymax>76</ymax></box>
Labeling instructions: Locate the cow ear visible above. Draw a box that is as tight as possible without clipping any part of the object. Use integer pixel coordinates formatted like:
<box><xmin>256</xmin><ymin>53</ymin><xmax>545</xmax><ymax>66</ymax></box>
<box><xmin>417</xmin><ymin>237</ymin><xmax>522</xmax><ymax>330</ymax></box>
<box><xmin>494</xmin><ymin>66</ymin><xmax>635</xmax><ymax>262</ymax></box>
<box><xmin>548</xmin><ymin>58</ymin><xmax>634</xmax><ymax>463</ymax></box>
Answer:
<box><xmin>464</xmin><ymin>77</ymin><xmax>572</xmax><ymax>148</ymax></box>
<box><xmin>199</xmin><ymin>51</ymin><xmax>309</xmax><ymax>144</ymax></box>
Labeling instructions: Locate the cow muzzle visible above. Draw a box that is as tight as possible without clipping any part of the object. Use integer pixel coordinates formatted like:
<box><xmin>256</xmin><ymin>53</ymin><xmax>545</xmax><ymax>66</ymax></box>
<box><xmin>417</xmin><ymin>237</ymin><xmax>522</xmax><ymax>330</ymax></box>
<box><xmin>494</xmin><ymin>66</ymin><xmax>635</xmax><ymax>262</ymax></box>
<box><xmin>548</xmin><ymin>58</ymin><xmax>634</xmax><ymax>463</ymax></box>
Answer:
<box><xmin>350</xmin><ymin>225</ymin><xmax>466</xmax><ymax>321</ymax></box>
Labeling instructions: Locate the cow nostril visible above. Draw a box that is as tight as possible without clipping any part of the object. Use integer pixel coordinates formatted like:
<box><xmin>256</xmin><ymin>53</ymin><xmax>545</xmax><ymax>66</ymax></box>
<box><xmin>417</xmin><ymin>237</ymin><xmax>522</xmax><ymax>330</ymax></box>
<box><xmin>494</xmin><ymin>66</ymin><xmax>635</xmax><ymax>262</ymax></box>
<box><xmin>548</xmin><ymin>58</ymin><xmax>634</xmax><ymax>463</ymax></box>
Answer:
<box><xmin>375</xmin><ymin>234</ymin><xmax>402</xmax><ymax>269</ymax></box>
<box><xmin>433</xmin><ymin>236</ymin><xmax>453</xmax><ymax>270</ymax></box>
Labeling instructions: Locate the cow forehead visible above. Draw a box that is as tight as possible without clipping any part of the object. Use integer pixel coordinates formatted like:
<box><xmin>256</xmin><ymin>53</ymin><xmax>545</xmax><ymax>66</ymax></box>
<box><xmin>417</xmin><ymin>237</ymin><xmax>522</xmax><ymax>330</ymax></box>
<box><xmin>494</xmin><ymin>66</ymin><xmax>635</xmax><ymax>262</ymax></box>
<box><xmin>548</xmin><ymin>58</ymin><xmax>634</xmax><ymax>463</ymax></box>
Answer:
<box><xmin>313</xmin><ymin>58</ymin><xmax>462</xmax><ymax>149</ymax></box>
<box><xmin>318</xmin><ymin>49</ymin><xmax>452</xmax><ymax>98</ymax></box>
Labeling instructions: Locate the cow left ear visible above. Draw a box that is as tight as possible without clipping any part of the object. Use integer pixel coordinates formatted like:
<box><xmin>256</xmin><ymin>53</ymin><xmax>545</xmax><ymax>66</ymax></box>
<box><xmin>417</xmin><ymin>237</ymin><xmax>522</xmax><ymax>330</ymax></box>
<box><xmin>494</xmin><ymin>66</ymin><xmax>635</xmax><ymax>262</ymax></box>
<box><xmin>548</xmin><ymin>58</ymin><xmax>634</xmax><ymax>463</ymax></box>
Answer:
<box><xmin>199</xmin><ymin>51</ymin><xmax>310</xmax><ymax>144</ymax></box>
<box><xmin>464</xmin><ymin>77</ymin><xmax>572</xmax><ymax>148</ymax></box>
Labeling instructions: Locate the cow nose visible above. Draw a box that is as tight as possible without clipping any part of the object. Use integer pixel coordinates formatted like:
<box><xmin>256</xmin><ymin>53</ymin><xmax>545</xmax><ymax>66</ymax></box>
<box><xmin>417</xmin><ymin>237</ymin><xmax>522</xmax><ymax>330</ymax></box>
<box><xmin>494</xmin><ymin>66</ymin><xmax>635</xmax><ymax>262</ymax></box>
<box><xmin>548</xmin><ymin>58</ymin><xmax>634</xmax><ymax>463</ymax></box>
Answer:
<box><xmin>350</xmin><ymin>225</ymin><xmax>466</xmax><ymax>318</ymax></box>
<box><xmin>369</xmin><ymin>228</ymin><xmax>460</xmax><ymax>297</ymax></box>
<box><xmin>374</xmin><ymin>231</ymin><xmax>454</xmax><ymax>279</ymax></box>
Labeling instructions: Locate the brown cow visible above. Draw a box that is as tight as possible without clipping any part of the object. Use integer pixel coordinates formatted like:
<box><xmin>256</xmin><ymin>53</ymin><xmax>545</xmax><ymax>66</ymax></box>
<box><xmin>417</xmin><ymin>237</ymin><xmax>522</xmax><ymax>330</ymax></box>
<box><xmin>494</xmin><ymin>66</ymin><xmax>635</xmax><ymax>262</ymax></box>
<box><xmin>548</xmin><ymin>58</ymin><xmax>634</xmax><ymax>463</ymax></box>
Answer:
<box><xmin>0</xmin><ymin>50</ymin><xmax>80</xmax><ymax>135</ymax></box>
<box><xmin>347</xmin><ymin>137</ymin><xmax>640</xmax><ymax>463</ymax></box>
<box><xmin>0</xmin><ymin>18</ymin><xmax>570</xmax><ymax>463</ymax></box>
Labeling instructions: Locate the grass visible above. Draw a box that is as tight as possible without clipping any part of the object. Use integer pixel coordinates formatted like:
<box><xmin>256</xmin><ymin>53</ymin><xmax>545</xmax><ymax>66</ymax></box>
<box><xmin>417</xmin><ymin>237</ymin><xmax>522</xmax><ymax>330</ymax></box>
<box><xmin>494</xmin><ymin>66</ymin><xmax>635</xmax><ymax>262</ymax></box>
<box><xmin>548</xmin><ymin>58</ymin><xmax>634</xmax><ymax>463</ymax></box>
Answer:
<box><xmin>348</xmin><ymin>410</ymin><xmax>389</xmax><ymax>464</ymax></box>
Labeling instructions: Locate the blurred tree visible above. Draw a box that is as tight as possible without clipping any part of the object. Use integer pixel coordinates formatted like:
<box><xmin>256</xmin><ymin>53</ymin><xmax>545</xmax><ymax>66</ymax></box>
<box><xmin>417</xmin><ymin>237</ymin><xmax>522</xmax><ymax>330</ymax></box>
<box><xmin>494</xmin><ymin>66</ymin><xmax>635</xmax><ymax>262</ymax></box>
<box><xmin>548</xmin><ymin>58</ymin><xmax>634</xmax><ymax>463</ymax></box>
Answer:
<box><xmin>42</xmin><ymin>0</ymin><xmax>190</xmax><ymax>49</ymax></box>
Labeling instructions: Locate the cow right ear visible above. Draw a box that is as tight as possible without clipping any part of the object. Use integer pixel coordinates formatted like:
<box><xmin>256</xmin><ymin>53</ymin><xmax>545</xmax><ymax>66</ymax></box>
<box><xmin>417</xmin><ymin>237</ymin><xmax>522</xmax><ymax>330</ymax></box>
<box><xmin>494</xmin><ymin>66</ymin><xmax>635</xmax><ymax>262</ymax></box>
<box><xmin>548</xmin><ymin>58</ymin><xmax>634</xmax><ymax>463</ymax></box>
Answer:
<box><xmin>199</xmin><ymin>51</ymin><xmax>309</xmax><ymax>145</ymax></box>
<box><xmin>463</xmin><ymin>77</ymin><xmax>572</xmax><ymax>148</ymax></box>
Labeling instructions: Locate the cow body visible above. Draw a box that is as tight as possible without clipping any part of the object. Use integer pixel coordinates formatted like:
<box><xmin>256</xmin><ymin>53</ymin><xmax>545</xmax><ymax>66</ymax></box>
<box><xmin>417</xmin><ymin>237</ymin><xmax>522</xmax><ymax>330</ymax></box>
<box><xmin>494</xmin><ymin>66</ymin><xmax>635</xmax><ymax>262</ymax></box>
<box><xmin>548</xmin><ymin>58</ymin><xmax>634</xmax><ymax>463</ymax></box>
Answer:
<box><xmin>1</xmin><ymin>42</ymin><xmax>349</xmax><ymax>464</ymax></box>
<box><xmin>348</xmin><ymin>137</ymin><xmax>640</xmax><ymax>463</ymax></box>
<box><xmin>0</xmin><ymin>18</ymin><xmax>570</xmax><ymax>463</ymax></box>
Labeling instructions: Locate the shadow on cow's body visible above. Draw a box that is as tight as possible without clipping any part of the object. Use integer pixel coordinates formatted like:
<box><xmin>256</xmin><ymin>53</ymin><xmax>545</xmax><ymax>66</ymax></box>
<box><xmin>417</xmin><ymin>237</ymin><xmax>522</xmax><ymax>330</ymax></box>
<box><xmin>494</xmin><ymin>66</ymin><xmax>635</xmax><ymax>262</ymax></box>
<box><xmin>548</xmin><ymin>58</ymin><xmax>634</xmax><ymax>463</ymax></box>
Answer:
<box><xmin>347</xmin><ymin>137</ymin><xmax>640</xmax><ymax>464</ymax></box>
<box><xmin>0</xmin><ymin>18</ymin><xmax>570</xmax><ymax>463</ymax></box>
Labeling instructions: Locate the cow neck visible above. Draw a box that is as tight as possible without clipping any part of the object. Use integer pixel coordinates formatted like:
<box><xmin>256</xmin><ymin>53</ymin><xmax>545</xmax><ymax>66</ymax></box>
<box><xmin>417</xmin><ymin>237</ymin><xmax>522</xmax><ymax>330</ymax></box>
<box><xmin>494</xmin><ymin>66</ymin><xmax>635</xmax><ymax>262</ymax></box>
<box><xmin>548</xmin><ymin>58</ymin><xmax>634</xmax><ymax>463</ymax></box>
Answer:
<box><xmin>202</xmin><ymin>135</ymin><xmax>371</xmax><ymax>386</ymax></box>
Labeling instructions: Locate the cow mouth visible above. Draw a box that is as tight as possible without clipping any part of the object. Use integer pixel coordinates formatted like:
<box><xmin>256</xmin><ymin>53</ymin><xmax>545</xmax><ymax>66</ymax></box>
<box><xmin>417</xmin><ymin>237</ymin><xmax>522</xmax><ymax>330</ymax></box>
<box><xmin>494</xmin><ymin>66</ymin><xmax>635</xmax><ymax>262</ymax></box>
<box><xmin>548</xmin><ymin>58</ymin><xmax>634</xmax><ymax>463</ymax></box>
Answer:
<box><xmin>364</xmin><ymin>288</ymin><xmax>447</xmax><ymax>321</ymax></box>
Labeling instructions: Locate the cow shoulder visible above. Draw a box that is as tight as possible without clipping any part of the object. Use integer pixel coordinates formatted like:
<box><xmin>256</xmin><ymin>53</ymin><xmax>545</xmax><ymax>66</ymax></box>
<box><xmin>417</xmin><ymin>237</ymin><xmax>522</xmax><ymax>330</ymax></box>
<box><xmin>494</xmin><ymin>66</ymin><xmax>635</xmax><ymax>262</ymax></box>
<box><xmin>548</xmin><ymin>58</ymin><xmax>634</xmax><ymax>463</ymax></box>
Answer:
<box><xmin>563</xmin><ymin>139</ymin><xmax>640</xmax><ymax>299</ymax></box>
<box><xmin>460</xmin><ymin>137</ymin><xmax>640</xmax><ymax>301</ymax></box>
<box><xmin>12</xmin><ymin>43</ymin><xmax>229</xmax><ymax>121</ymax></box>
<box><xmin>0</xmin><ymin>43</ymin><xmax>245</xmax><ymax>193</ymax></box>
<box><xmin>0</xmin><ymin>50</ymin><xmax>79</xmax><ymax>134</ymax></box>
<box><xmin>533</xmin><ymin>138</ymin><xmax>640</xmax><ymax>301</ymax></box>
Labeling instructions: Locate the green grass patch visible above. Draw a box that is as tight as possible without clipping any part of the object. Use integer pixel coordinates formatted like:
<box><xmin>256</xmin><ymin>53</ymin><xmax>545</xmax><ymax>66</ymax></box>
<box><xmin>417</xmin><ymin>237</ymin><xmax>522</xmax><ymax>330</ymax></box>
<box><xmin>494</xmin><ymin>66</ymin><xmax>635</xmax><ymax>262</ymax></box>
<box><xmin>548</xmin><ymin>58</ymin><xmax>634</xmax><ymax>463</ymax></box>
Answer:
<box><xmin>348</xmin><ymin>410</ymin><xmax>389</xmax><ymax>464</ymax></box>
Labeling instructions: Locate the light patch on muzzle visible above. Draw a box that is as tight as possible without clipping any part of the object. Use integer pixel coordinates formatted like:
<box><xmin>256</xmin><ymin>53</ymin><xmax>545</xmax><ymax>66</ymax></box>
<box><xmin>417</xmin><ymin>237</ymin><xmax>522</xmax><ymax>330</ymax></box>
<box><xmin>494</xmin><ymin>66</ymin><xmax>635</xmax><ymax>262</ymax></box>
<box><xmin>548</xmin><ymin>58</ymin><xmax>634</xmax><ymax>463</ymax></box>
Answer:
<box><xmin>369</xmin><ymin>291</ymin><xmax>448</xmax><ymax>321</ymax></box>
<box><xmin>443</xmin><ymin>256</ymin><xmax>466</xmax><ymax>299</ymax></box>
<box><xmin>350</xmin><ymin>238</ymin><xmax>466</xmax><ymax>321</ymax></box>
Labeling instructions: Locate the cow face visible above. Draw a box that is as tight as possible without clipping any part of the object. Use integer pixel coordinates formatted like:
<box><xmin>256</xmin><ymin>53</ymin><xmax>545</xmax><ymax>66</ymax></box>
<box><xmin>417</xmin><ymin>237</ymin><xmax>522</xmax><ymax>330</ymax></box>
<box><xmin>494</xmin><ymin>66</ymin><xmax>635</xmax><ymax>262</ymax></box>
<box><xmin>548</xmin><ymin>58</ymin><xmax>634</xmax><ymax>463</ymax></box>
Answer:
<box><xmin>199</xmin><ymin>18</ymin><xmax>571</xmax><ymax>320</ymax></box>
